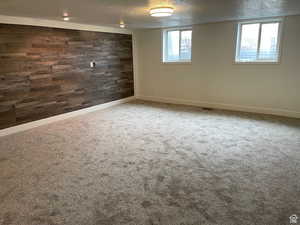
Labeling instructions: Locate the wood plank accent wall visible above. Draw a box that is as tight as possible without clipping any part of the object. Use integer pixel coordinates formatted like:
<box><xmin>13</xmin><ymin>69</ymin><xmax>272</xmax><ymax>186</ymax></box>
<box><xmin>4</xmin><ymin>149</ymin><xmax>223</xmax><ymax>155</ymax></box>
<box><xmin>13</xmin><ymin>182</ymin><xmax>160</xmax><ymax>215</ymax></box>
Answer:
<box><xmin>0</xmin><ymin>24</ymin><xmax>134</xmax><ymax>129</ymax></box>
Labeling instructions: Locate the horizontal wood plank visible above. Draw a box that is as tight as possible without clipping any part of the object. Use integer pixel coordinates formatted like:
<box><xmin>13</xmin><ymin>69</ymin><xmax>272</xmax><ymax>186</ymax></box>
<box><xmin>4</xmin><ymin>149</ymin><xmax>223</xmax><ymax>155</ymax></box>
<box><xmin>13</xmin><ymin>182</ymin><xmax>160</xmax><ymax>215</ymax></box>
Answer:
<box><xmin>0</xmin><ymin>23</ymin><xmax>134</xmax><ymax>129</ymax></box>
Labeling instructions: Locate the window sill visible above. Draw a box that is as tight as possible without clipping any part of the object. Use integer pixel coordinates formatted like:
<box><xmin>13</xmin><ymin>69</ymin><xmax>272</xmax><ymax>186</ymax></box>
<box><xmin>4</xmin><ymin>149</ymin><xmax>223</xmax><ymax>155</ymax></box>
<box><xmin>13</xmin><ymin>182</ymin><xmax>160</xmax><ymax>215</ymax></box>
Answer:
<box><xmin>162</xmin><ymin>61</ymin><xmax>192</xmax><ymax>65</ymax></box>
<box><xmin>234</xmin><ymin>61</ymin><xmax>280</xmax><ymax>65</ymax></box>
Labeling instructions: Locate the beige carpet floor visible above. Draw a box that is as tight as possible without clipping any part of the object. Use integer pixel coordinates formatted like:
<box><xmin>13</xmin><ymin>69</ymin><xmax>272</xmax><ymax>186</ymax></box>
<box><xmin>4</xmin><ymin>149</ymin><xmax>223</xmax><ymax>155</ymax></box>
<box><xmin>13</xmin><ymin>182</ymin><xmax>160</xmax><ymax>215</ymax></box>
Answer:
<box><xmin>0</xmin><ymin>100</ymin><xmax>300</xmax><ymax>225</ymax></box>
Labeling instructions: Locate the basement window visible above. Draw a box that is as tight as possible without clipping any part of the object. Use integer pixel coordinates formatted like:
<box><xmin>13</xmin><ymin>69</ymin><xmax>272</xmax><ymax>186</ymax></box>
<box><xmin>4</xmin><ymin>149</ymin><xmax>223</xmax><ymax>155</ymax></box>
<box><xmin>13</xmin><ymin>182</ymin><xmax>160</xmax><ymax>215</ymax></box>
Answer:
<box><xmin>163</xmin><ymin>28</ymin><xmax>192</xmax><ymax>63</ymax></box>
<box><xmin>235</xmin><ymin>19</ymin><xmax>283</xmax><ymax>63</ymax></box>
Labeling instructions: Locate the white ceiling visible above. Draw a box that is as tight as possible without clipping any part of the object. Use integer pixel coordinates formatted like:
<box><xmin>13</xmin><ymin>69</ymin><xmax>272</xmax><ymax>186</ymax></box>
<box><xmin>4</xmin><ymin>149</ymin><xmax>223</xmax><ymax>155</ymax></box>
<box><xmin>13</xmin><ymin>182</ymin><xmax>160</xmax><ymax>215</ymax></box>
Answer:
<box><xmin>0</xmin><ymin>0</ymin><xmax>300</xmax><ymax>29</ymax></box>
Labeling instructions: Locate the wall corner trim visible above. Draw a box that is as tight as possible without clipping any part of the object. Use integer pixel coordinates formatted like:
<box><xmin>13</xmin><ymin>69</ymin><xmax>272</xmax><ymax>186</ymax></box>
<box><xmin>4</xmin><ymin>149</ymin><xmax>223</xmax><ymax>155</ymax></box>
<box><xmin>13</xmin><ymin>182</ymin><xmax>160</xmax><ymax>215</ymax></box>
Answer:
<box><xmin>0</xmin><ymin>15</ymin><xmax>132</xmax><ymax>34</ymax></box>
<box><xmin>132</xmin><ymin>32</ymin><xmax>139</xmax><ymax>96</ymax></box>
<box><xmin>136</xmin><ymin>95</ymin><xmax>300</xmax><ymax>119</ymax></box>
<box><xmin>0</xmin><ymin>96</ymin><xmax>136</xmax><ymax>137</ymax></box>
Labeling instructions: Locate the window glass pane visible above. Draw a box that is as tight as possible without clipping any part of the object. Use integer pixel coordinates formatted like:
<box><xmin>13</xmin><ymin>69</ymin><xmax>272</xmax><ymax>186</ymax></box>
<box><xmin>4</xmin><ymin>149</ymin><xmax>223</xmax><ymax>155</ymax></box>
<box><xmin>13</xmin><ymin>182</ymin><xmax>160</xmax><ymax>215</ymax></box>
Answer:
<box><xmin>180</xmin><ymin>30</ymin><xmax>192</xmax><ymax>60</ymax></box>
<box><xmin>239</xmin><ymin>23</ymin><xmax>260</xmax><ymax>61</ymax></box>
<box><xmin>259</xmin><ymin>23</ymin><xmax>279</xmax><ymax>60</ymax></box>
<box><xmin>166</xmin><ymin>31</ymin><xmax>179</xmax><ymax>61</ymax></box>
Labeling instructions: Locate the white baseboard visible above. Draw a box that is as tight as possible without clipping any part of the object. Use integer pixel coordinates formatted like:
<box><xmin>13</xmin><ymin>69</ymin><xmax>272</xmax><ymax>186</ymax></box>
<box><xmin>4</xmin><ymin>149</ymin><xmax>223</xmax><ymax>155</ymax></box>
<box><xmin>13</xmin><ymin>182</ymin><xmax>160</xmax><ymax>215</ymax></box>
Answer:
<box><xmin>136</xmin><ymin>95</ymin><xmax>300</xmax><ymax>119</ymax></box>
<box><xmin>0</xmin><ymin>96</ymin><xmax>136</xmax><ymax>137</ymax></box>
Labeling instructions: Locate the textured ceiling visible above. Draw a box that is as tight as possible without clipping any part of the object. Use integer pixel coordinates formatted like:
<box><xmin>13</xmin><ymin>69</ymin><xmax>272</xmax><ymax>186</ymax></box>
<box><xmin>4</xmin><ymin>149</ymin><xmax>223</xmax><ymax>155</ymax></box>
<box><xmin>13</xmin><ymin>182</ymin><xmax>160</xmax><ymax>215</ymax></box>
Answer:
<box><xmin>0</xmin><ymin>0</ymin><xmax>300</xmax><ymax>28</ymax></box>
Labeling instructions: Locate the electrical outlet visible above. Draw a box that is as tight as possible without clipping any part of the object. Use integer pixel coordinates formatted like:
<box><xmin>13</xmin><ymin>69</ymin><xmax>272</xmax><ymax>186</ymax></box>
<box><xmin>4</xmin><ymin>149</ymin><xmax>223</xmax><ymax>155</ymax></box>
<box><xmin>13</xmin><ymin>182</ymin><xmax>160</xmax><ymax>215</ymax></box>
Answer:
<box><xmin>90</xmin><ymin>61</ymin><xmax>96</xmax><ymax>68</ymax></box>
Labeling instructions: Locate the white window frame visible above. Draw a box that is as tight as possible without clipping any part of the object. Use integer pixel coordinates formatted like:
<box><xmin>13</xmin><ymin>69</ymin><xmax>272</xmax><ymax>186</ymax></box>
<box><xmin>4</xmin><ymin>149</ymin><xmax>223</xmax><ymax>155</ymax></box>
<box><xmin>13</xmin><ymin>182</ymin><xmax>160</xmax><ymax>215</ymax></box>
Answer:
<box><xmin>162</xmin><ymin>27</ymin><xmax>192</xmax><ymax>64</ymax></box>
<box><xmin>235</xmin><ymin>18</ymin><xmax>283</xmax><ymax>64</ymax></box>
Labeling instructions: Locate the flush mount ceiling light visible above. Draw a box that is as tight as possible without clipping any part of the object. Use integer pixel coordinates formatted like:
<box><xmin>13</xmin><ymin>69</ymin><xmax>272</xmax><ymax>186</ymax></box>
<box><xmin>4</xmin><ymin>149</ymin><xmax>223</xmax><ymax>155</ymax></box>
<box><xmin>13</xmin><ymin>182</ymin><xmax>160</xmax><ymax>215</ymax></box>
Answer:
<box><xmin>150</xmin><ymin>7</ymin><xmax>174</xmax><ymax>17</ymax></box>
<box><xmin>62</xmin><ymin>12</ymin><xmax>70</xmax><ymax>21</ymax></box>
<box><xmin>120</xmin><ymin>21</ymin><xmax>126</xmax><ymax>28</ymax></box>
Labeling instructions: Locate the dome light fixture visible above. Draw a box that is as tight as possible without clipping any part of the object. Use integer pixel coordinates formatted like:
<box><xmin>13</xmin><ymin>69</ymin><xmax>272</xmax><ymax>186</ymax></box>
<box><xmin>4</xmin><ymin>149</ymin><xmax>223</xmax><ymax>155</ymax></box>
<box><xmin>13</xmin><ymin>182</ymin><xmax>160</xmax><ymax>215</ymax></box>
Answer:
<box><xmin>62</xmin><ymin>12</ymin><xmax>70</xmax><ymax>21</ymax></box>
<box><xmin>120</xmin><ymin>22</ymin><xmax>126</xmax><ymax>28</ymax></box>
<box><xmin>150</xmin><ymin>7</ymin><xmax>174</xmax><ymax>17</ymax></box>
